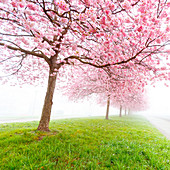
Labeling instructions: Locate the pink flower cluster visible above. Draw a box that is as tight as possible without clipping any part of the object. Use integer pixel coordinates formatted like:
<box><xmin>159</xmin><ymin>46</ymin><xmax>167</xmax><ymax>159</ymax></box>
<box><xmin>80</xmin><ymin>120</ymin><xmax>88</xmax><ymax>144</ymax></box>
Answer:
<box><xmin>55</xmin><ymin>0</ymin><xmax>69</xmax><ymax>11</ymax></box>
<box><xmin>27</xmin><ymin>3</ymin><xmax>37</xmax><ymax>11</ymax></box>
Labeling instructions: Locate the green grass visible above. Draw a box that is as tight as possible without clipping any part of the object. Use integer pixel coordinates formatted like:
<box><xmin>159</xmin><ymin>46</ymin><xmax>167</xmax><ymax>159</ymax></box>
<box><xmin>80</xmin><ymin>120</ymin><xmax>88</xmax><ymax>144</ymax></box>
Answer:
<box><xmin>0</xmin><ymin>115</ymin><xmax>170</xmax><ymax>169</ymax></box>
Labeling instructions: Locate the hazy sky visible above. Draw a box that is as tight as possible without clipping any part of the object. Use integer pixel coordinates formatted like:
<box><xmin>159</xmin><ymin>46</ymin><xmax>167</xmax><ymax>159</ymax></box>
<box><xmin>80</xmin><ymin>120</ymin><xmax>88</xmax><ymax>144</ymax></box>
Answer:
<box><xmin>146</xmin><ymin>82</ymin><xmax>170</xmax><ymax>116</ymax></box>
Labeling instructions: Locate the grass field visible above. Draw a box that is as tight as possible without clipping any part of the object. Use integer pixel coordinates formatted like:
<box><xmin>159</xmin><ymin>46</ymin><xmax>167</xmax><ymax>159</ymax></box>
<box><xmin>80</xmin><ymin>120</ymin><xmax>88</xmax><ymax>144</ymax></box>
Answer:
<box><xmin>0</xmin><ymin>115</ymin><xmax>170</xmax><ymax>169</ymax></box>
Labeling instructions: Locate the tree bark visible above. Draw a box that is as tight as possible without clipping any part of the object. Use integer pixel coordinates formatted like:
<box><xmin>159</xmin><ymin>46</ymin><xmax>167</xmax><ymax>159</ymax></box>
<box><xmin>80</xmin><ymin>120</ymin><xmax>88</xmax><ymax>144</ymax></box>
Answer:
<box><xmin>37</xmin><ymin>70</ymin><xmax>57</xmax><ymax>131</ymax></box>
<box><xmin>119</xmin><ymin>105</ymin><xmax>122</xmax><ymax>117</ymax></box>
<box><xmin>105</xmin><ymin>95</ymin><xmax>110</xmax><ymax>120</ymax></box>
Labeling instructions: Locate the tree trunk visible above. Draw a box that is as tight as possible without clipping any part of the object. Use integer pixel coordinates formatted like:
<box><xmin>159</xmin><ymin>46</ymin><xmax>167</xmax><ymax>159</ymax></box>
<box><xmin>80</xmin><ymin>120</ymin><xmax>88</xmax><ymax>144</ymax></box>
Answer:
<box><xmin>128</xmin><ymin>109</ymin><xmax>130</xmax><ymax>115</ymax></box>
<box><xmin>125</xmin><ymin>108</ymin><xmax>127</xmax><ymax>116</ymax></box>
<box><xmin>105</xmin><ymin>95</ymin><xmax>110</xmax><ymax>120</ymax></box>
<box><xmin>119</xmin><ymin>105</ymin><xmax>122</xmax><ymax>117</ymax></box>
<box><xmin>37</xmin><ymin>70</ymin><xmax>57</xmax><ymax>131</ymax></box>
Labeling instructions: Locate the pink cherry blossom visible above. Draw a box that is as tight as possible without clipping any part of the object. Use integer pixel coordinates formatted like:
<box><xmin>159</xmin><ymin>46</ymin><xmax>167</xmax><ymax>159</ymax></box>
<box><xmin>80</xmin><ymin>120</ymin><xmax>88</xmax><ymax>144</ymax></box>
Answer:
<box><xmin>27</xmin><ymin>3</ymin><xmax>36</xmax><ymax>11</ymax></box>
<box><xmin>0</xmin><ymin>0</ymin><xmax>169</xmax><ymax>131</ymax></box>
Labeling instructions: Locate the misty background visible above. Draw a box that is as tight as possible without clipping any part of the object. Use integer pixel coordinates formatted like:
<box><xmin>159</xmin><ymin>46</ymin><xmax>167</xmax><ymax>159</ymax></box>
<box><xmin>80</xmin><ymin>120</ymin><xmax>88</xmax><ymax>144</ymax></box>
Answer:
<box><xmin>0</xmin><ymin>81</ymin><xmax>170</xmax><ymax>123</ymax></box>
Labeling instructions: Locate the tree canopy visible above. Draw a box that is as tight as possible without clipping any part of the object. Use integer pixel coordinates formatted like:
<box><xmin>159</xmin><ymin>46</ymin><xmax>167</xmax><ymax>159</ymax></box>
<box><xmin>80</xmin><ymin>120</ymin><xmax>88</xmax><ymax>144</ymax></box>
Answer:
<box><xmin>0</xmin><ymin>0</ymin><xmax>169</xmax><ymax>130</ymax></box>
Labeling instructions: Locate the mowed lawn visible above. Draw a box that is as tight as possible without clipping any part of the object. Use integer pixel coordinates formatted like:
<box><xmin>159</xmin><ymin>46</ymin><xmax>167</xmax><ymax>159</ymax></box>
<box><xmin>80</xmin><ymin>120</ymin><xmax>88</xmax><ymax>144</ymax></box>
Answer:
<box><xmin>0</xmin><ymin>115</ymin><xmax>170</xmax><ymax>169</ymax></box>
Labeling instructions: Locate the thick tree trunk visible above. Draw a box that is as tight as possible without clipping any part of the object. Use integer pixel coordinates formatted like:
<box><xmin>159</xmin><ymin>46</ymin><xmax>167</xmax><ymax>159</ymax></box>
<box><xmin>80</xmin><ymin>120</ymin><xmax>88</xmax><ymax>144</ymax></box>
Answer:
<box><xmin>105</xmin><ymin>95</ymin><xmax>110</xmax><ymax>120</ymax></box>
<box><xmin>37</xmin><ymin>70</ymin><xmax>57</xmax><ymax>131</ymax></box>
<box><xmin>119</xmin><ymin>105</ymin><xmax>122</xmax><ymax>117</ymax></box>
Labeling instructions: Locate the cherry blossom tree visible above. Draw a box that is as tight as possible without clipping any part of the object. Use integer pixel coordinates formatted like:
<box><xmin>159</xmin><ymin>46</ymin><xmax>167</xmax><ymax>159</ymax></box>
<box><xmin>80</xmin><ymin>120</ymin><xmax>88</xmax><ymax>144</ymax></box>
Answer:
<box><xmin>0</xmin><ymin>0</ymin><xmax>169</xmax><ymax>131</ymax></box>
<box><xmin>59</xmin><ymin>64</ymin><xmax>150</xmax><ymax>119</ymax></box>
<box><xmin>112</xmin><ymin>88</ymin><xmax>148</xmax><ymax>116</ymax></box>
<box><xmin>98</xmin><ymin>76</ymin><xmax>149</xmax><ymax>118</ymax></box>
<box><xmin>59</xmin><ymin>66</ymin><xmax>112</xmax><ymax>119</ymax></box>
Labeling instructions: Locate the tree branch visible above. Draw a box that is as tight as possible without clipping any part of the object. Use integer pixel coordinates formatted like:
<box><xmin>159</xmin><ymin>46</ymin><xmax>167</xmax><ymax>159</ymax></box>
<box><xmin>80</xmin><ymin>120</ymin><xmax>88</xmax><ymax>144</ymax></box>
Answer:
<box><xmin>0</xmin><ymin>42</ymin><xmax>50</xmax><ymax>65</ymax></box>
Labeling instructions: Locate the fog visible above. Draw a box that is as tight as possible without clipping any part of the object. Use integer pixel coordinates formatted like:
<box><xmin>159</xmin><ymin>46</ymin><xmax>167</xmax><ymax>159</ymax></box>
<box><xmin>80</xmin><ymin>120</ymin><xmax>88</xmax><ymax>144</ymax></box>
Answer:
<box><xmin>0</xmin><ymin>85</ymin><xmax>119</xmax><ymax>123</ymax></box>
<box><xmin>0</xmin><ymin>81</ymin><xmax>170</xmax><ymax>123</ymax></box>
<box><xmin>144</xmin><ymin>82</ymin><xmax>170</xmax><ymax>117</ymax></box>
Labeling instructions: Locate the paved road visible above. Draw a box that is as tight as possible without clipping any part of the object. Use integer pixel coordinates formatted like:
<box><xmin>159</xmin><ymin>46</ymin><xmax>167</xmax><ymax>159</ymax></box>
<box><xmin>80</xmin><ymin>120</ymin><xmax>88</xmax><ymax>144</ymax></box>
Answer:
<box><xmin>145</xmin><ymin>115</ymin><xmax>170</xmax><ymax>140</ymax></box>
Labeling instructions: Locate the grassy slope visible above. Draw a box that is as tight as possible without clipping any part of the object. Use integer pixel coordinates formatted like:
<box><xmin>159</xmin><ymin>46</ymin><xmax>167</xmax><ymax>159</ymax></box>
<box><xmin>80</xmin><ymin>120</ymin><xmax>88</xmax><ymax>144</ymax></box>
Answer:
<box><xmin>0</xmin><ymin>115</ymin><xmax>170</xmax><ymax>169</ymax></box>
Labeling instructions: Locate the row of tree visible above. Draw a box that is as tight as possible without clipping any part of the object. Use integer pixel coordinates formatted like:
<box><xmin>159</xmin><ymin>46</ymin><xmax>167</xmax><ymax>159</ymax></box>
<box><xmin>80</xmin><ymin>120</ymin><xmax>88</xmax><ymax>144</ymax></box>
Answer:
<box><xmin>0</xmin><ymin>0</ymin><xmax>169</xmax><ymax>131</ymax></box>
<box><xmin>58</xmin><ymin>66</ymin><xmax>148</xmax><ymax>119</ymax></box>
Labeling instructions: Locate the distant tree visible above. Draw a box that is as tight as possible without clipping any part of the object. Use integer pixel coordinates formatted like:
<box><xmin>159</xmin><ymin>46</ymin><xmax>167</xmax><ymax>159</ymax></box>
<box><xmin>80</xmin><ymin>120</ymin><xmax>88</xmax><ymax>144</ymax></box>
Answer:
<box><xmin>0</xmin><ymin>0</ymin><xmax>169</xmax><ymax>131</ymax></box>
<box><xmin>59</xmin><ymin>67</ymin><xmax>113</xmax><ymax>119</ymax></box>
<box><xmin>60</xmin><ymin>65</ymin><xmax>149</xmax><ymax>119</ymax></box>
<box><xmin>109</xmin><ymin>78</ymin><xmax>149</xmax><ymax>115</ymax></box>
